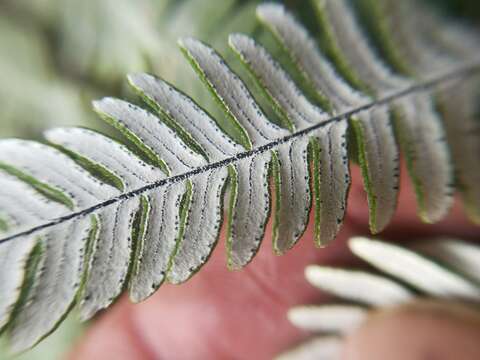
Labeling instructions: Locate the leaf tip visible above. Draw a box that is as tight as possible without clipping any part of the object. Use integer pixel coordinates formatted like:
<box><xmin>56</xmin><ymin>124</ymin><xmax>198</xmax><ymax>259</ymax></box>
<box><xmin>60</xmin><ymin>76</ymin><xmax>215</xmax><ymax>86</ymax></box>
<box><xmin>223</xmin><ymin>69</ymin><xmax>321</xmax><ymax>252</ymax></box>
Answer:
<box><xmin>256</xmin><ymin>2</ymin><xmax>283</xmax><ymax>20</ymax></box>
<box><xmin>348</xmin><ymin>236</ymin><xmax>374</xmax><ymax>255</ymax></box>
<box><xmin>91</xmin><ymin>97</ymin><xmax>115</xmax><ymax>115</ymax></box>
<box><xmin>126</xmin><ymin>72</ymin><xmax>148</xmax><ymax>88</ymax></box>
<box><xmin>304</xmin><ymin>264</ymin><xmax>323</xmax><ymax>285</ymax></box>
<box><xmin>177</xmin><ymin>36</ymin><xmax>199</xmax><ymax>52</ymax></box>
<box><xmin>228</xmin><ymin>33</ymin><xmax>248</xmax><ymax>49</ymax></box>
<box><xmin>286</xmin><ymin>306</ymin><xmax>305</xmax><ymax>327</ymax></box>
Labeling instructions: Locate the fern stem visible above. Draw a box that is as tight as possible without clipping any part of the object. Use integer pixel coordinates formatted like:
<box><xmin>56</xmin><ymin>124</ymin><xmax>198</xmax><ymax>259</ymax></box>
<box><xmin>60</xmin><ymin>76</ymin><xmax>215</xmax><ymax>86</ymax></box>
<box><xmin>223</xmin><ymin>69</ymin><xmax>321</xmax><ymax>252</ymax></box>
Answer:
<box><xmin>1</xmin><ymin>58</ymin><xmax>479</xmax><ymax>246</ymax></box>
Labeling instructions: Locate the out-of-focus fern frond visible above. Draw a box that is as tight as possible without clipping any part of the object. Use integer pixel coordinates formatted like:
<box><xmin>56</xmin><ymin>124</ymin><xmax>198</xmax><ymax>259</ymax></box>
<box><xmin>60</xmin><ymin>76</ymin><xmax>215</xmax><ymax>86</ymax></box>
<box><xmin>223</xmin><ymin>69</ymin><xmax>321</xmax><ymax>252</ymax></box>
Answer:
<box><xmin>280</xmin><ymin>237</ymin><xmax>480</xmax><ymax>360</ymax></box>
<box><xmin>0</xmin><ymin>0</ymin><xmax>479</xmax><ymax>354</ymax></box>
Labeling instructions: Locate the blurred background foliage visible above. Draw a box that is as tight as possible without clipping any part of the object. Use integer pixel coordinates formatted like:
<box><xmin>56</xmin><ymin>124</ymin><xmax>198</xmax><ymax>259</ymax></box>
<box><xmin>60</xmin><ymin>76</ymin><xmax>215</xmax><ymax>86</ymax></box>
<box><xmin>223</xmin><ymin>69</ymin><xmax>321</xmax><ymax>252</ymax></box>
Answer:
<box><xmin>0</xmin><ymin>0</ymin><xmax>478</xmax><ymax>139</ymax></box>
<box><xmin>0</xmin><ymin>0</ymin><xmax>263</xmax><ymax>139</ymax></box>
<box><xmin>430</xmin><ymin>0</ymin><xmax>480</xmax><ymax>19</ymax></box>
<box><xmin>0</xmin><ymin>0</ymin><xmax>478</xmax><ymax>358</ymax></box>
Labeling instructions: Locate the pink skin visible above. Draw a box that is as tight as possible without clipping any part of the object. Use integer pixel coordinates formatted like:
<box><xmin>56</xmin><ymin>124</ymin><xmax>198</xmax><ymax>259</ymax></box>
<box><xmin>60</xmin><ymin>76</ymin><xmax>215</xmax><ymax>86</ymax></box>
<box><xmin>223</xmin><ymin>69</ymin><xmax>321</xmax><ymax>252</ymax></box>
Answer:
<box><xmin>342</xmin><ymin>301</ymin><xmax>480</xmax><ymax>360</ymax></box>
<box><xmin>71</xmin><ymin>163</ymin><xmax>480</xmax><ymax>360</ymax></box>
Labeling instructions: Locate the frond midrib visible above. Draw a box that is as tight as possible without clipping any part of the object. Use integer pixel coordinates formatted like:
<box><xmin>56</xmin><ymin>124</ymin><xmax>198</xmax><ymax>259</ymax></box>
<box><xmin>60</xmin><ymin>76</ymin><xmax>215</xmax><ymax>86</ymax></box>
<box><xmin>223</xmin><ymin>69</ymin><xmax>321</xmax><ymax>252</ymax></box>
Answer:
<box><xmin>1</xmin><ymin>59</ymin><xmax>479</xmax><ymax>246</ymax></box>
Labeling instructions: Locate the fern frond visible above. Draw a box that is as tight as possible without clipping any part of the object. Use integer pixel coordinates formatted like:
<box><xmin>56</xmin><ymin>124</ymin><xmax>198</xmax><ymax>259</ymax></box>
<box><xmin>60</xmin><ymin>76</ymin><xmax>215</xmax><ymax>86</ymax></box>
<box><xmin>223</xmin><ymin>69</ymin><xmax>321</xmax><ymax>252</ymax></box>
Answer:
<box><xmin>0</xmin><ymin>1</ymin><xmax>479</xmax><ymax>352</ymax></box>
<box><xmin>353</xmin><ymin>0</ymin><xmax>480</xmax><ymax>223</ymax></box>
<box><xmin>280</xmin><ymin>237</ymin><xmax>480</xmax><ymax>359</ymax></box>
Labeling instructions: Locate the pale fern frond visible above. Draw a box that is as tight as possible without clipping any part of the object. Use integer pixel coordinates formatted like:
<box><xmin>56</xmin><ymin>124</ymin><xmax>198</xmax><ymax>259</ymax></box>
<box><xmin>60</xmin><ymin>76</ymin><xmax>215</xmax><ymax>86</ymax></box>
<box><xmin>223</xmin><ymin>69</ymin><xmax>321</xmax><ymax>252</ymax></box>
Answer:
<box><xmin>304</xmin><ymin>266</ymin><xmax>413</xmax><ymax>306</ymax></box>
<box><xmin>280</xmin><ymin>237</ymin><xmax>480</xmax><ymax>360</ymax></box>
<box><xmin>310</xmin><ymin>0</ymin><xmax>453</xmax><ymax>224</ymax></box>
<box><xmin>354</xmin><ymin>0</ymin><xmax>480</xmax><ymax>224</ymax></box>
<box><xmin>287</xmin><ymin>305</ymin><xmax>368</xmax><ymax>334</ymax></box>
<box><xmin>0</xmin><ymin>1</ymin><xmax>479</xmax><ymax>352</ymax></box>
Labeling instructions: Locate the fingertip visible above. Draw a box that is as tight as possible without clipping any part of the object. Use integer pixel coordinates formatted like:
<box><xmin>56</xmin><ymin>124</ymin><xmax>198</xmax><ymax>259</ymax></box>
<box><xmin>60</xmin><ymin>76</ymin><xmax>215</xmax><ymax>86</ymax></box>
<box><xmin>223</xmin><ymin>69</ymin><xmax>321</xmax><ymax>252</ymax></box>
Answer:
<box><xmin>342</xmin><ymin>300</ymin><xmax>480</xmax><ymax>360</ymax></box>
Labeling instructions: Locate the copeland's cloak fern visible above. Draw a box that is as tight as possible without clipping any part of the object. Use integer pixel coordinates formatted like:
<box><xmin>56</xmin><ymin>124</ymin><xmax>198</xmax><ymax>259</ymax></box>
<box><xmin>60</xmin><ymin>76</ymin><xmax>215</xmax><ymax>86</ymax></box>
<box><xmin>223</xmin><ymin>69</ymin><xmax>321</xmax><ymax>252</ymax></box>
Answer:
<box><xmin>0</xmin><ymin>0</ymin><xmax>479</xmax><ymax>352</ymax></box>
